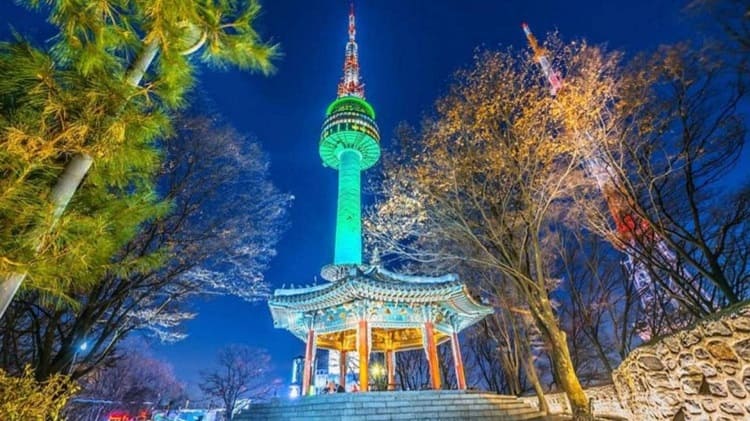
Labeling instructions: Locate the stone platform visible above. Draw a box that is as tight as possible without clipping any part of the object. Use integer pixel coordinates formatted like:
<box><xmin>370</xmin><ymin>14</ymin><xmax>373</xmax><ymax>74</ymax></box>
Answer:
<box><xmin>235</xmin><ymin>390</ymin><xmax>551</xmax><ymax>420</ymax></box>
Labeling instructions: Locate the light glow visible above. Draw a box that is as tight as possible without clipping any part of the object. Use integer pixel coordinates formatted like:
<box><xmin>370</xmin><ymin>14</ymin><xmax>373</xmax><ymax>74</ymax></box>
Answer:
<box><xmin>334</xmin><ymin>149</ymin><xmax>363</xmax><ymax>265</ymax></box>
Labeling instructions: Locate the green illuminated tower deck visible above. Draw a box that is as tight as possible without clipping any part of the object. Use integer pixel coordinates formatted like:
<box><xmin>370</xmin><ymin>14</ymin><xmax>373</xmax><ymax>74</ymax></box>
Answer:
<box><xmin>319</xmin><ymin>5</ymin><xmax>380</xmax><ymax>267</ymax></box>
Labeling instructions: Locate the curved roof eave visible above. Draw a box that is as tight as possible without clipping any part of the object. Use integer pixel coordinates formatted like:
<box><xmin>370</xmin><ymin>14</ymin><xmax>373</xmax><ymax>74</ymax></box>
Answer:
<box><xmin>269</xmin><ymin>277</ymin><xmax>465</xmax><ymax>311</ymax></box>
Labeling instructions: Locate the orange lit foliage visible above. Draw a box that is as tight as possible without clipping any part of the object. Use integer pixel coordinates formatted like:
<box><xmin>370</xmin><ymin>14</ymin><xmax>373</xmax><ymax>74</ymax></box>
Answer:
<box><xmin>369</xmin><ymin>42</ymin><xmax>621</xmax><ymax>419</ymax></box>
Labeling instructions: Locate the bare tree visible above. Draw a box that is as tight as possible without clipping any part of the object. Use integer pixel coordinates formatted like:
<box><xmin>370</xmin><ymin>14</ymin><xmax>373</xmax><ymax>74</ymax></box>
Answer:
<box><xmin>437</xmin><ymin>343</ymin><xmax>457</xmax><ymax>390</ymax></box>
<box><xmin>553</xmin><ymin>229</ymin><xmax>640</xmax><ymax>382</ymax></box>
<box><xmin>395</xmin><ymin>350</ymin><xmax>429</xmax><ymax>391</ymax></box>
<box><xmin>465</xmin><ymin>323</ymin><xmax>511</xmax><ymax>394</ymax></box>
<box><xmin>65</xmin><ymin>340</ymin><xmax>185</xmax><ymax>421</ymax></box>
<box><xmin>472</xmin><ymin>270</ymin><xmax>548</xmax><ymax>411</ymax></box>
<box><xmin>580</xmin><ymin>43</ymin><xmax>749</xmax><ymax>318</ymax></box>
<box><xmin>199</xmin><ymin>345</ymin><xmax>278</xmax><ymax>420</ymax></box>
<box><xmin>687</xmin><ymin>0</ymin><xmax>750</xmax><ymax>58</ymax></box>
<box><xmin>367</xmin><ymin>43</ymin><xmax>623</xmax><ymax>417</ymax></box>
<box><xmin>0</xmin><ymin>116</ymin><xmax>291</xmax><ymax>380</ymax></box>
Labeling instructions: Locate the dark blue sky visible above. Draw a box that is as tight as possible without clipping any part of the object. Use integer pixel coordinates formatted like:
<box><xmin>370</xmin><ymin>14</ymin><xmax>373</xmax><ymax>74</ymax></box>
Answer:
<box><xmin>1</xmin><ymin>0</ymin><xmax>714</xmax><ymax>391</ymax></box>
<box><xmin>172</xmin><ymin>0</ymin><xmax>696</xmax><ymax>390</ymax></box>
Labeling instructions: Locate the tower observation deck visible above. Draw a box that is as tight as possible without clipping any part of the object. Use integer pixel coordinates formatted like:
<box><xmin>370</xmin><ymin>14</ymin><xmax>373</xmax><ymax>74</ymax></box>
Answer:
<box><xmin>319</xmin><ymin>3</ymin><xmax>380</xmax><ymax>267</ymax></box>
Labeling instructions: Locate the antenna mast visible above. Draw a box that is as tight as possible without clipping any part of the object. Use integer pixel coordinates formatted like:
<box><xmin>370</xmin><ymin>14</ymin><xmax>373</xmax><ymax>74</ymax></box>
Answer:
<box><xmin>522</xmin><ymin>23</ymin><xmax>563</xmax><ymax>96</ymax></box>
<box><xmin>338</xmin><ymin>2</ymin><xmax>365</xmax><ymax>98</ymax></box>
<box><xmin>521</xmin><ymin>22</ymin><xmax>708</xmax><ymax>339</ymax></box>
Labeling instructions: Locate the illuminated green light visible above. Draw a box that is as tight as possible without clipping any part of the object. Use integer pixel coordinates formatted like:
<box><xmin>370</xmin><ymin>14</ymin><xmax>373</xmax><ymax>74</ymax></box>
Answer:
<box><xmin>334</xmin><ymin>149</ymin><xmax>362</xmax><ymax>265</ymax></box>
<box><xmin>319</xmin><ymin>98</ymin><xmax>380</xmax><ymax>171</ymax></box>
<box><xmin>326</xmin><ymin>96</ymin><xmax>376</xmax><ymax>119</ymax></box>
<box><xmin>320</xmin><ymin>96</ymin><xmax>380</xmax><ymax>267</ymax></box>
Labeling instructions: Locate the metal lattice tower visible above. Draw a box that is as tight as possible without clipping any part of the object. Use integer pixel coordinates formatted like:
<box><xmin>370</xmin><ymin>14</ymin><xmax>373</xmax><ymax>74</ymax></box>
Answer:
<box><xmin>320</xmin><ymin>2</ymin><xmax>380</xmax><ymax>268</ymax></box>
<box><xmin>522</xmin><ymin>23</ymin><xmax>704</xmax><ymax>339</ymax></box>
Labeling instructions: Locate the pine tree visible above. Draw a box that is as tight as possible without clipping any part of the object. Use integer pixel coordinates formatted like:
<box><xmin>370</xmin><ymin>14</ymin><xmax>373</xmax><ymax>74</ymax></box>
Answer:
<box><xmin>0</xmin><ymin>0</ymin><xmax>278</xmax><ymax>312</ymax></box>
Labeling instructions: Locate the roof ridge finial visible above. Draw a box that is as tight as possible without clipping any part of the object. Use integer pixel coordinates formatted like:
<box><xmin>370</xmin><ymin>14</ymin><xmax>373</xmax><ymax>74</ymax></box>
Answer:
<box><xmin>337</xmin><ymin>1</ymin><xmax>365</xmax><ymax>98</ymax></box>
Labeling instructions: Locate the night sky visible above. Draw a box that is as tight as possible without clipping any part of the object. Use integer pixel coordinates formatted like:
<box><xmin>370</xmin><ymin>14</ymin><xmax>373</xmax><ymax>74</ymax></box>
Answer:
<box><xmin>1</xmin><ymin>0</ymin><xmax>718</xmax><ymax>392</ymax></box>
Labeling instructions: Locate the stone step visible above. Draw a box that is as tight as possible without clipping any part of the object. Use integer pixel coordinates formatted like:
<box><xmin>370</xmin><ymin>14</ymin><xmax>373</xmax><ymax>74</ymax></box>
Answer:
<box><xmin>248</xmin><ymin>401</ymin><xmax>533</xmax><ymax>411</ymax></box>
<box><xmin>255</xmin><ymin>398</ymin><xmax>528</xmax><ymax>407</ymax></box>
<box><xmin>248</xmin><ymin>407</ymin><xmax>539</xmax><ymax>415</ymax></box>
<box><xmin>250</xmin><ymin>402</ymin><xmax>532</xmax><ymax>410</ymax></box>
<box><xmin>247</xmin><ymin>412</ymin><xmax>542</xmax><ymax>418</ymax></box>
<box><xmin>236</xmin><ymin>391</ymin><xmax>548</xmax><ymax>421</ymax></box>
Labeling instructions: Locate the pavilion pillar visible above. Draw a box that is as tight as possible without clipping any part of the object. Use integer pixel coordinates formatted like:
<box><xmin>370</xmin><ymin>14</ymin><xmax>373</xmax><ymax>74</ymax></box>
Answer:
<box><xmin>357</xmin><ymin>319</ymin><xmax>370</xmax><ymax>391</ymax></box>
<box><xmin>423</xmin><ymin>321</ymin><xmax>441</xmax><ymax>390</ymax></box>
<box><xmin>339</xmin><ymin>350</ymin><xmax>347</xmax><ymax>389</ymax></box>
<box><xmin>386</xmin><ymin>350</ymin><xmax>396</xmax><ymax>390</ymax></box>
<box><xmin>302</xmin><ymin>328</ymin><xmax>316</xmax><ymax>396</ymax></box>
<box><xmin>450</xmin><ymin>331</ymin><xmax>467</xmax><ymax>390</ymax></box>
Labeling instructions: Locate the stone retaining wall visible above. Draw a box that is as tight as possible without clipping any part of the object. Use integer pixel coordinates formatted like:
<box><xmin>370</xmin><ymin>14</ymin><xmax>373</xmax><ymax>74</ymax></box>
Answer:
<box><xmin>519</xmin><ymin>384</ymin><xmax>630</xmax><ymax>419</ymax></box>
<box><xmin>612</xmin><ymin>304</ymin><xmax>750</xmax><ymax>420</ymax></box>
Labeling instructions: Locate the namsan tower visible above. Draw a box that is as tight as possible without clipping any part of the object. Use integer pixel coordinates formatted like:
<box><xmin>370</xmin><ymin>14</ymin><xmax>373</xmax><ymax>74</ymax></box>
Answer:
<box><xmin>319</xmin><ymin>2</ymin><xmax>380</xmax><ymax>270</ymax></box>
<box><xmin>266</xmin><ymin>5</ymin><xmax>494</xmax><ymax>399</ymax></box>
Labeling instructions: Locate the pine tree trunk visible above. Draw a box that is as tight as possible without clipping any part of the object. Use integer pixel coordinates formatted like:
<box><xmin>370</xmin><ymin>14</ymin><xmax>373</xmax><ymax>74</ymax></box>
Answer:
<box><xmin>0</xmin><ymin>155</ymin><xmax>93</xmax><ymax>319</ymax></box>
<box><xmin>0</xmin><ymin>38</ymin><xmax>160</xmax><ymax>320</ymax></box>
<box><xmin>49</xmin><ymin>154</ymin><xmax>95</xmax><ymax>222</ymax></box>
<box><xmin>0</xmin><ymin>273</ymin><xmax>25</xmax><ymax>321</ymax></box>
<box><xmin>125</xmin><ymin>40</ymin><xmax>159</xmax><ymax>87</ymax></box>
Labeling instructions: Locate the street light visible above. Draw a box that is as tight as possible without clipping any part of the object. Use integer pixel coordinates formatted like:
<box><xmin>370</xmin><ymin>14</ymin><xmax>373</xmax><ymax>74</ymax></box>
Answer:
<box><xmin>370</xmin><ymin>363</ymin><xmax>385</xmax><ymax>378</ymax></box>
<box><xmin>68</xmin><ymin>340</ymin><xmax>89</xmax><ymax>375</ymax></box>
<box><xmin>370</xmin><ymin>363</ymin><xmax>386</xmax><ymax>391</ymax></box>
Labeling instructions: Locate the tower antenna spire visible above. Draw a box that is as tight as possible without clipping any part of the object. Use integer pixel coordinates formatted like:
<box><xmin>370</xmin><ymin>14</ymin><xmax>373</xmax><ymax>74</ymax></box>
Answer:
<box><xmin>338</xmin><ymin>1</ymin><xmax>365</xmax><ymax>98</ymax></box>
<box><xmin>522</xmin><ymin>22</ymin><xmax>563</xmax><ymax>96</ymax></box>
<box><xmin>349</xmin><ymin>1</ymin><xmax>356</xmax><ymax>42</ymax></box>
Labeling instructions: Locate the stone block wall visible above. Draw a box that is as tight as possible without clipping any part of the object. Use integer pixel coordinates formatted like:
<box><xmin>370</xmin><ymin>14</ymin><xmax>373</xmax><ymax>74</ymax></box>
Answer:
<box><xmin>519</xmin><ymin>384</ymin><xmax>631</xmax><ymax>419</ymax></box>
<box><xmin>612</xmin><ymin>304</ymin><xmax>750</xmax><ymax>420</ymax></box>
<box><xmin>519</xmin><ymin>392</ymin><xmax>568</xmax><ymax>415</ymax></box>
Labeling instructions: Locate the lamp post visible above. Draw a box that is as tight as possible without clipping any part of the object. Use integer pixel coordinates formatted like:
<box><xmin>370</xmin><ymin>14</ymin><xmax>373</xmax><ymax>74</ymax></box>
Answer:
<box><xmin>68</xmin><ymin>340</ymin><xmax>89</xmax><ymax>375</ymax></box>
<box><xmin>370</xmin><ymin>362</ymin><xmax>386</xmax><ymax>391</ymax></box>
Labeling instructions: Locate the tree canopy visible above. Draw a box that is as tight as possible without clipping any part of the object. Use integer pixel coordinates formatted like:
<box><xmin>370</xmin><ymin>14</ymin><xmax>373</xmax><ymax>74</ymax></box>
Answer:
<box><xmin>0</xmin><ymin>0</ymin><xmax>279</xmax><ymax>302</ymax></box>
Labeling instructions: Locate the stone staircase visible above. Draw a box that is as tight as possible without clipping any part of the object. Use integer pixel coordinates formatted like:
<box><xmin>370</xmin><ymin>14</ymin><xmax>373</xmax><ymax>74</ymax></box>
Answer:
<box><xmin>235</xmin><ymin>390</ymin><xmax>551</xmax><ymax>420</ymax></box>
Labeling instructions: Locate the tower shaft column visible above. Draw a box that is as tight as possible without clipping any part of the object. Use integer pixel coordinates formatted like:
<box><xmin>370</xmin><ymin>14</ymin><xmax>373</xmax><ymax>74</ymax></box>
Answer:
<box><xmin>335</xmin><ymin>149</ymin><xmax>363</xmax><ymax>265</ymax></box>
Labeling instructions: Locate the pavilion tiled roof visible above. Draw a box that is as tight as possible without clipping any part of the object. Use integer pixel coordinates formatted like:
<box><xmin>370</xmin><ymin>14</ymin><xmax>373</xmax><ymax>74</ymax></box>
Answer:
<box><xmin>268</xmin><ymin>265</ymin><xmax>493</xmax><ymax>343</ymax></box>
